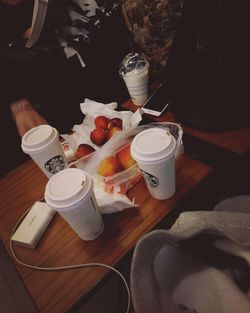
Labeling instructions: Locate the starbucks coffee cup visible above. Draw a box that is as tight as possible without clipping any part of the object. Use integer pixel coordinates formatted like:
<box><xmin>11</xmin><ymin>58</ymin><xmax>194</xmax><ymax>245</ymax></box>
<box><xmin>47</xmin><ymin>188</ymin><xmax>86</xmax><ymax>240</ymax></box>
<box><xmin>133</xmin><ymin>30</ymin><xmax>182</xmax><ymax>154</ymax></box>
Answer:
<box><xmin>21</xmin><ymin>125</ymin><xmax>67</xmax><ymax>178</ymax></box>
<box><xmin>131</xmin><ymin>128</ymin><xmax>177</xmax><ymax>200</ymax></box>
<box><xmin>45</xmin><ymin>168</ymin><xmax>104</xmax><ymax>241</ymax></box>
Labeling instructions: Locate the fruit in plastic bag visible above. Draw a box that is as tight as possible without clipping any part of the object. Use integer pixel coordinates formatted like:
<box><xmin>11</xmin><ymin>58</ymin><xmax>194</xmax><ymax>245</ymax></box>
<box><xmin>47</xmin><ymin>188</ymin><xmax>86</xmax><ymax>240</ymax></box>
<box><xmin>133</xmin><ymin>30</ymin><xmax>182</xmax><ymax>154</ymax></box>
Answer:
<box><xmin>107</xmin><ymin>126</ymin><xmax>122</xmax><ymax>140</ymax></box>
<box><xmin>108</xmin><ymin>118</ymin><xmax>123</xmax><ymax>130</ymax></box>
<box><xmin>90</xmin><ymin>128</ymin><xmax>108</xmax><ymax>146</ymax></box>
<box><xmin>75</xmin><ymin>144</ymin><xmax>96</xmax><ymax>159</ymax></box>
<box><xmin>98</xmin><ymin>156</ymin><xmax>123</xmax><ymax>177</ymax></box>
<box><xmin>116</xmin><ymin>144</ymin><xmax>136</xmax><ymax>170</ymax></box>
<box><xmin>94</xmin><ymin>116</ymin><xmax>110</xmax><ymax>129</ymax></box>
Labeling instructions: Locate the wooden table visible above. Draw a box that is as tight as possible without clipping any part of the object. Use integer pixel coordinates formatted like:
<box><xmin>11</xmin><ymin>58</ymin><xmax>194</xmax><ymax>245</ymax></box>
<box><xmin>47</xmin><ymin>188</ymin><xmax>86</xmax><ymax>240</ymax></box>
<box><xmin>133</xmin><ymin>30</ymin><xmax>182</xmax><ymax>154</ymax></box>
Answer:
<box><xmin>1</xmin><ymin>100</ymin><xmax>249</xmax><ymax>313</ymax></box>
<box><xmin>0</xmin><ymin>152</ymin><xmax>213</xmax><ymax>312</ymax></box>
<box><xmin>122</xmin><ymin>99</ymin><xmax>250</xmax><ymax>157</ymax></box>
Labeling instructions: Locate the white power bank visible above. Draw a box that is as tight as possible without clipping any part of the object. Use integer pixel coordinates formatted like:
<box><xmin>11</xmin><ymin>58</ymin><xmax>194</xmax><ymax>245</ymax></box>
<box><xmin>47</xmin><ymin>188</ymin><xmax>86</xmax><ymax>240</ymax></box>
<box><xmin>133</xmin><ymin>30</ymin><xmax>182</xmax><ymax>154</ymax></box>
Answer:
<box><xmin>11</xmin><ymin>201</ymin><xmax>56</xmax><ymax>248</ymax></box>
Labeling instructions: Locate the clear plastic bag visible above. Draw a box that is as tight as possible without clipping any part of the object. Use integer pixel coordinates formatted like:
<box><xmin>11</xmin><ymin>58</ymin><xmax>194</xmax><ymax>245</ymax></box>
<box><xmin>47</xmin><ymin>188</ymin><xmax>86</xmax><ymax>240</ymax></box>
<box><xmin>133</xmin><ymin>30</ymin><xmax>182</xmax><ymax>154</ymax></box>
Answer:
<box><xmin>71</xmin><ymin>122</ymin><xmax>184</xmax><ymax>213</ymax></box>
<box><xmin>73</xmin><ymin>122</ymin><xmax>183</xmax><ymax>179</ymax></box>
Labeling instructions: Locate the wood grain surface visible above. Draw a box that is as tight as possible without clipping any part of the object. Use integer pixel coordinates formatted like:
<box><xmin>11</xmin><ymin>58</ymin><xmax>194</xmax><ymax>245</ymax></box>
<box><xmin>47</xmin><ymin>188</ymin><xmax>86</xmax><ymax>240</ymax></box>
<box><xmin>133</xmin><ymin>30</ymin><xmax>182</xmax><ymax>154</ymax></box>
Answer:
<box><xmin>0</xmin><ymin>154</ymin><xmax>212</xmax><ymax>313</ymax></box>
<box><xmin>122</xmin><ymin>98</ymin><xmax>250</xmax><ymax>156</ymax></box>
<box><xmin>1</xmin><ymin>96</ymin><xmax>249</xmax><ymax>313</ymax></box>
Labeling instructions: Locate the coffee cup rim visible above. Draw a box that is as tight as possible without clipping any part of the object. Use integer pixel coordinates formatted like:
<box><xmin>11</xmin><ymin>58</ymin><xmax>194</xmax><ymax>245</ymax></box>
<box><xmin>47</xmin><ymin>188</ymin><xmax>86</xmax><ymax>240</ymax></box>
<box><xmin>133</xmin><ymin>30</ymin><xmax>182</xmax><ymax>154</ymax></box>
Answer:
<box><xmin>45</xmin><ymin>168</ymin><xmax>92</xmax><ymax>210</ymax></box>
<box><xmin>21</xmin><ymin>125</ymin><xmax>58</xmax><ymax>154</ymax></box>
<box><xmin>131</xmin><ymin>128</ymin><xmax>176</xmax><ymax>162</ymax></box>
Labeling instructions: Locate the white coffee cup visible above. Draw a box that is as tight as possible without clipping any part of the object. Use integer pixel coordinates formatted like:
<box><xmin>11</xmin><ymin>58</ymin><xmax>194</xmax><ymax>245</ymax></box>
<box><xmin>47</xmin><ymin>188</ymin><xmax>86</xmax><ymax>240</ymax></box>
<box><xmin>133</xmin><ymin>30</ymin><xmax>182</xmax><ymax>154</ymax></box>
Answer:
<box><xmin>131</xmin><ymin>128</ymin><xmax>177</xmax><ymax>200</ymax></box>
<box><xmin>45</xmin><ymin>168</ymin><xmax>104</xmax><ymax>241</ymax></box>
<box><xmin>21</xmin><ymin>125</ymin><xmax>67</xmax><ymax>178</ymax></box>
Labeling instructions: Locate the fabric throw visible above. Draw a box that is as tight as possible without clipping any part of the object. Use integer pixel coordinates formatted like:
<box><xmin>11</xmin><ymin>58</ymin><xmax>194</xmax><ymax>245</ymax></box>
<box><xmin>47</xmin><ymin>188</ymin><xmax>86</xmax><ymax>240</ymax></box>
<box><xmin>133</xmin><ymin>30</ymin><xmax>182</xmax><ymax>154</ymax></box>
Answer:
<box><xmin>130</xmin><ymin>195</ymin><xmax>250</xmax><ymax>313</ymax></box>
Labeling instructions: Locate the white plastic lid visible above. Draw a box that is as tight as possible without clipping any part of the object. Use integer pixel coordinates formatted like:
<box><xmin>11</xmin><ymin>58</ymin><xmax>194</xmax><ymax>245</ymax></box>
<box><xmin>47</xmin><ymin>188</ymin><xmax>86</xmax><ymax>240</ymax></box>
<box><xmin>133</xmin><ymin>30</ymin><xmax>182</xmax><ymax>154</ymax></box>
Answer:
<box><xmin>122</xmin><ymin>64</ymin><xmax>149</xmax><ymax>78</ymax></box>
<box><xmin>131</xmin><ymin>128</ymin><xmax>176</xmax><ymax>162</ymax></box>
<box><xmin>45</xmin><ymin>168</ymin><xmax>92</xmax><ymax>209</ymax></box>
<box><xmin>21</xmin><ymin>125</ymin><xmax>58</xmax><ymax>153</ymax></box>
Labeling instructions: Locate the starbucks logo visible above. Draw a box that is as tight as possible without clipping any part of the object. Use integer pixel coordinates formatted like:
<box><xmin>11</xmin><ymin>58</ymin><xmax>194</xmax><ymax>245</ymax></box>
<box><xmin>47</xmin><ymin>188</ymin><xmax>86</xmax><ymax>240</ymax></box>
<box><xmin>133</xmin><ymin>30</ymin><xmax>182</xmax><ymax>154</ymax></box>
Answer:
<box><xmin>44</xmin><ymin>155</ymin><xmax>65</xmax><ymax>174</ymax></box>
<box><xmin>141</xmin><ymin>170</ymin><xmax>159</xmax><ymax>188</ymax></box>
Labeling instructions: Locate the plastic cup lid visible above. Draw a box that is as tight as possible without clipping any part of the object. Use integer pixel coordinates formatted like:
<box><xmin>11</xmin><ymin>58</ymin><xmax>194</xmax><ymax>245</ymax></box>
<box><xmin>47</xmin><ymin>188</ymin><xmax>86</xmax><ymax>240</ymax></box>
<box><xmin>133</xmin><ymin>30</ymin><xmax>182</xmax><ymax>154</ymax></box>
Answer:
<box><xmin>119</xmin><ymin>52</ymin><xmax>149</xmax><ymax>77</ymax></box>
<box><xmin>45</xmin><ymin>168</ymin><xmax>92</xmax><ymax>208</ymax></box>
<box><xmin>131</xmin><ymin>128</ymin><xmax>176</xmax><ymax>162</ymax></box>
<box><xmin>21</xmin><ymin>125</ymin><xmax>57</xmax><ymax>153</ymax></box>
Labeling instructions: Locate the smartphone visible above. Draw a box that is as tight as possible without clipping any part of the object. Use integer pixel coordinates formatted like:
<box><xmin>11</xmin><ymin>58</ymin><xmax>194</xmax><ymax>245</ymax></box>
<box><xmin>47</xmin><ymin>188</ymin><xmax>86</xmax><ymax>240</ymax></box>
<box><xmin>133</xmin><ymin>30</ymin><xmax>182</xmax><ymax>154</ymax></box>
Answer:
<box><xmin>142</xmin><ymin>84</ymin><xmax>169</xmax><ymax>116</ymax></box>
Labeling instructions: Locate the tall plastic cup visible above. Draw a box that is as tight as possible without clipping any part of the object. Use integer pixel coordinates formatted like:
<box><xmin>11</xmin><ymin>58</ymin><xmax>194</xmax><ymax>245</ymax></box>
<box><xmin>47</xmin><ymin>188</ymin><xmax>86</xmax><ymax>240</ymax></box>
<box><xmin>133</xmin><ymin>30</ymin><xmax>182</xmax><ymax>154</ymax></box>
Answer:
<box><xmin>131</xmin><ymin>128</ymin><xmax>177</xmax><ymax>200</ymax></box>
<box><xmin>119</xmin><ymin>53</ymin><xmax>149</xmax><ymax>106</ymax></box>
<box><xmin>45</xmin><ymin>168</ymin><xmax>104</xmax><ymax>241</ymax></box>
<box><xmin>21</xmin><ymin>125</ymin><xmax>68</xmax><ymax>178</ymax></box>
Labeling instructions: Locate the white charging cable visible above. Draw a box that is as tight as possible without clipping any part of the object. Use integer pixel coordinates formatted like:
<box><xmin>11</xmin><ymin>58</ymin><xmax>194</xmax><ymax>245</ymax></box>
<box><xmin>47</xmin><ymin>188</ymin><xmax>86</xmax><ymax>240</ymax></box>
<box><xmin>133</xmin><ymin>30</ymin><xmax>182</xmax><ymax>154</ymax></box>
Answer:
<box><xmin>10</xmin><ymin>206</ymin><xmax>131</xmax><ymax>313</ymax></box>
